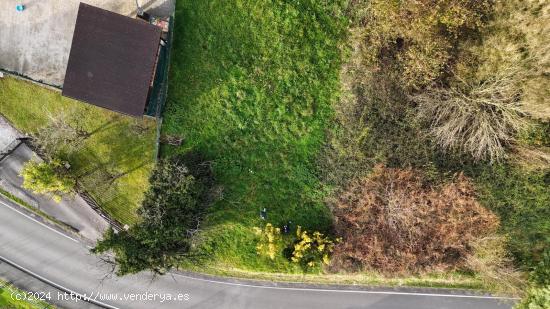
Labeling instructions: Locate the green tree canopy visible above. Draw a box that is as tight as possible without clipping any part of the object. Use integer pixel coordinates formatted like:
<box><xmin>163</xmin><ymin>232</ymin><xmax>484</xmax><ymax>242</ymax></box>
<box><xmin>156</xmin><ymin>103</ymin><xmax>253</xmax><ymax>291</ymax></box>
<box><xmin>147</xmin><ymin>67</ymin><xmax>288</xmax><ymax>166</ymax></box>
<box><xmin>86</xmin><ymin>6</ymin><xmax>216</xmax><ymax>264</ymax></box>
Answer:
<box><xmin>93</xmin><ymin>157</ymin><xmax>210</xmax><ymax>275</ymax></box>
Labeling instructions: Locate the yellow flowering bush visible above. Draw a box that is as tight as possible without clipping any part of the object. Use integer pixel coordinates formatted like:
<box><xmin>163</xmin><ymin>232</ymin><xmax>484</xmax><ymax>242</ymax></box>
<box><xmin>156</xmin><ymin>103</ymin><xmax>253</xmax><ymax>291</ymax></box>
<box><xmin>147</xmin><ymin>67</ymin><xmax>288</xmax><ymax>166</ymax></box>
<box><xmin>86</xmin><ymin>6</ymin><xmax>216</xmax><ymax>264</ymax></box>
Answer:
<box><xmin>21</xmin><ymin>159</ymin><xmax>75</xmax><ymax>203</ymax></box>
<box><xmin>254</xmin><ymin>223</ymin><xmax>282</xmax><ymax>260</ymax></box>
<box><xmin>291</xmin><ymin>226</ymin><xmax>338</xmax><ymax>270</ymax></box>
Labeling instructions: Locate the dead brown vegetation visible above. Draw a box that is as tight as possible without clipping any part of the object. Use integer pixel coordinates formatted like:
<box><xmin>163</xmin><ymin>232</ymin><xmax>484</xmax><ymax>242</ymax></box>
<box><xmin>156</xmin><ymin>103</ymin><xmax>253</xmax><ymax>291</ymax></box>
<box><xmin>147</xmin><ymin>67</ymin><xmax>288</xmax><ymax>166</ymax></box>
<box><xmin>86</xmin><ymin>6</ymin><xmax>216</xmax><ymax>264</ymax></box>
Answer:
<box><xmin>413</xmin><ymin>64</ymin><xmax>527</xmax><ymax>162</ymax></box>
<box><xmin>332</xmin><ymin>165</ymin><xmax>499</xmax><ymax>273</ymax></box>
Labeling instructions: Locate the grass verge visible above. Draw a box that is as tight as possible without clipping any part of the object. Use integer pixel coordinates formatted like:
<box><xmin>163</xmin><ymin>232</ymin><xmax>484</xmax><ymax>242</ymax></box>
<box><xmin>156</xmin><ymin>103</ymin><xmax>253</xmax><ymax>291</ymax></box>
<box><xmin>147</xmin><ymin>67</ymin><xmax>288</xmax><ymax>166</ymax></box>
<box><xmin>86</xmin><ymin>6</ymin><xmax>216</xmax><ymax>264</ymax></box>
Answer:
<box><xmin>0</xmin><ymin>279</ymin><xmax>55</xmax><ymax>309</ymax></box>
<box><xmin>179</xmin><ymin>262</ymin><xmax>484</xmax><ymax>290</ymax></box>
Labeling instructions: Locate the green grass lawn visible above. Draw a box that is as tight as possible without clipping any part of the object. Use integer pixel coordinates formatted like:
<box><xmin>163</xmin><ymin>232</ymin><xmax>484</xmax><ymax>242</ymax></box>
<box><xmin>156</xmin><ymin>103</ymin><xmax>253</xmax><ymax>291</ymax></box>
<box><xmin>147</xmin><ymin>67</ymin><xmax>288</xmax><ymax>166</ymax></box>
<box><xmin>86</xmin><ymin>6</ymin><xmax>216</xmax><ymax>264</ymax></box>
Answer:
<box><xmin>162</xmin><ymin>0</ymin><xmax>348</xmax><ymax>272</ymax></box>
<box><xmin>0</xmin><ymin>77</ymin><xmax>157</xmax><ymax>224</ymax></box>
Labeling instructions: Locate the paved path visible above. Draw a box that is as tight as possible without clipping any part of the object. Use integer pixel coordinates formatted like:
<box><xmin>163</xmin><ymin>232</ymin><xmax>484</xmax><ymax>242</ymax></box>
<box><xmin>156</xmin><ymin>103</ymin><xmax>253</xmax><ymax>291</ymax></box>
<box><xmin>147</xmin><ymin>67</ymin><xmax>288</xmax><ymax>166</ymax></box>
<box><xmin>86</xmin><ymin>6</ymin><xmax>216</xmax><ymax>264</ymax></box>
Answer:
<box><xmin>0</xmin><ymin>116</ymin><xmax>22</xmax><ymax>150</ymax></box>
<box><xmin>0</xmin><ymin>195</ymin><xmax>516</xmax><ymax>309</ymax></box>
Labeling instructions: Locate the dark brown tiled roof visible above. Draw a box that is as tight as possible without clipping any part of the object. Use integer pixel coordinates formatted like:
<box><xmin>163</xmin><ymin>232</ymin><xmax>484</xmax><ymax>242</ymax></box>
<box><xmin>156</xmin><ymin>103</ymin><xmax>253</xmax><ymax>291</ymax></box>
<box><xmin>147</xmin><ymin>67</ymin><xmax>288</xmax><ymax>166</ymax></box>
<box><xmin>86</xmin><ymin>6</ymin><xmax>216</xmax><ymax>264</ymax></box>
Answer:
<box><xmin>62</xmin><ymin>3</ymin><xmax>161</xmax><ymax>116</ymax></box>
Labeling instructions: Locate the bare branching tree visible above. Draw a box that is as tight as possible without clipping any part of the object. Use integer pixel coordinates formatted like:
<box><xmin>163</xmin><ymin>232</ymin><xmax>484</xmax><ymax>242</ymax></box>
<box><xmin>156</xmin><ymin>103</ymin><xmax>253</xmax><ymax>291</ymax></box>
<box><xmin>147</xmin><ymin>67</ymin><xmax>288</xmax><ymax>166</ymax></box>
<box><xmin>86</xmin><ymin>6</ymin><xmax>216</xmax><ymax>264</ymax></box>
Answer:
<box><xmin>35</xmin><ymin>108</ymin><xmax>91</xmax><ymax>158</ymax></box>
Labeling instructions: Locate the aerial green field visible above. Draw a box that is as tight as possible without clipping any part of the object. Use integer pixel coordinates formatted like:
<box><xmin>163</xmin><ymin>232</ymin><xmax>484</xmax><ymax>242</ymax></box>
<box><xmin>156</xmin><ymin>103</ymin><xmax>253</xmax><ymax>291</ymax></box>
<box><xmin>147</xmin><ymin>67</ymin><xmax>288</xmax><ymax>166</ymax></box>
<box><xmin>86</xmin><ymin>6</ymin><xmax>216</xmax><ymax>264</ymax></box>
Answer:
<box><xmin>162</xmin><ymin>0</ymin><xmax>348</xmax><ymax>272</ymax></box>
<box><xmin>1</xmin><ymin>0</ymin><xmax>546</xmax><ymax>302</ymax></box>
<box><xmin>0</xmin><ymin>77</ymin><xmax>156</xmax><ymax>224</ymax></box>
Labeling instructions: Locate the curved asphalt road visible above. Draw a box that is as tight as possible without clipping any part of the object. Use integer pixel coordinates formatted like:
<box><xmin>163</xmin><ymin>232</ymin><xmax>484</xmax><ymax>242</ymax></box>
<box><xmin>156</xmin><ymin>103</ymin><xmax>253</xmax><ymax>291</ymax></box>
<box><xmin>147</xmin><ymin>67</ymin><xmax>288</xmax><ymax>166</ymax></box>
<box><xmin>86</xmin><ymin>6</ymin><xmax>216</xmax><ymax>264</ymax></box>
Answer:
<box><xmin>0</xmin><ymin>196</ymin><xmax>516</xmax><ymax>309</ymax></box>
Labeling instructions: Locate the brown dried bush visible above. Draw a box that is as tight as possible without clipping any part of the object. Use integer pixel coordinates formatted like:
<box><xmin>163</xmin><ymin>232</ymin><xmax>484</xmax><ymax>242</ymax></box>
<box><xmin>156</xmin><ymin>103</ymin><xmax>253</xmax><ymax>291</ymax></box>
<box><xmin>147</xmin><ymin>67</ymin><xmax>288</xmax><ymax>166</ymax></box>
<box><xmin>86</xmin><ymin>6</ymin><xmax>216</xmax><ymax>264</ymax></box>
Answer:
<box><xmin>332</xmin><ymin>165</ymin><xmax>499</xmax><ymax>273</ymax></box>
<box><xmin>411</xmin><ymin>0</ymin><xmax>549</xmax><ymax>163</ymax></box>
<box><xmin>413</xmin><ymin>64</ymin><xmax>527</xmax><ymax>163</ymax></box>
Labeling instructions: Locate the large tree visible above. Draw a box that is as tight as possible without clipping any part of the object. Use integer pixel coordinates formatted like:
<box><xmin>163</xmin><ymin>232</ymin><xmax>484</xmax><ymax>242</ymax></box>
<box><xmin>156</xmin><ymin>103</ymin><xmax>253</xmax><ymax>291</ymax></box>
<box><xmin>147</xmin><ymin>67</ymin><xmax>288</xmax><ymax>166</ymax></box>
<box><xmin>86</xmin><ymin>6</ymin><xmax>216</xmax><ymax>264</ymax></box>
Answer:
<box><xmin>93</xmin><ymin>157</ymin><xmax>210</xmax><ymax>275</ymax></box>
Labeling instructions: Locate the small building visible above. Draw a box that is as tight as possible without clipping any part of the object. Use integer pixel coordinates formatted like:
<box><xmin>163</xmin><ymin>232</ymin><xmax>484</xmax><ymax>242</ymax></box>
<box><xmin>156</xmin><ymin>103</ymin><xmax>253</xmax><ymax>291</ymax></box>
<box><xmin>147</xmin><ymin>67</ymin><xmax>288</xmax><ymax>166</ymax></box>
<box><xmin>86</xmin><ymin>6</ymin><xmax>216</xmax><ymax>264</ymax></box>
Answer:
<box><xmin>62</xmin><ymin>3</ymin><xmax>167</xmax><ymax>117</ymax></box>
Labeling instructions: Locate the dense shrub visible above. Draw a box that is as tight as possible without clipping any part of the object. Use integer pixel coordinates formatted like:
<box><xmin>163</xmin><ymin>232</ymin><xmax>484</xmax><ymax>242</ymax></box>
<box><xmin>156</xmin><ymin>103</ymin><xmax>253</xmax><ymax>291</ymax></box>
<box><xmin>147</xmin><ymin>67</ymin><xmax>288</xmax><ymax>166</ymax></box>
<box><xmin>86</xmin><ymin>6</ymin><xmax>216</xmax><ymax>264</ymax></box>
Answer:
<box><xmin>530</xmin><ymin>252</ymin><xmax>550</xmax><ymax>286</ymax></box>
<box><xmin>254</xmin><ymin>223</ymin><xmax>282</xmax><ymax>260</ymax></box>
<box><xmin>319</xmin><ymin>66</ymin><xmax>437</xmax><ymax>189</ymax></box>
<box><xmin>410</xmin><ymin>0</ymin><xmax>550</xmax><ymax>163</ymax></box>
<box><xmin>290</xmin><ymin>226</ymin><xmax>338</xmax><ymax>270</ymax></box>
<box><xmin>413</xmin><ymin>0</ymin><xmax>550</xmax><ymax>163</ymax></box>
<box><xmin>253</xmin><ymin>223</ymin><xmax>338</xmax><ymax>271</ymax></box>
<box><xmin>324</xmin><ymin>0</ymin><xmax>546</xmax><ymax>296</ymax></box>
<box><xmin>515</xmin><ymin>286</ymin><xmax>550</xmax><ymax>309</ymax></box>
<box><xmin>93</xmin><ymin>157</ymin><xmax>212</xmax><ymax>275</ymax></box>
<box><xmin>332</xmin><ymin>165</ymin><xmax>499</xmax><ymax>273</ymax></box>
<box><xmin>321</xmin><ymin>0</ymin><xmax>495</xmax><ymax>186</ymax></box>
<box><xmin>21</xmin><ymin>159</ymin><xmax>75</xmax><ymax>203</ymax></box>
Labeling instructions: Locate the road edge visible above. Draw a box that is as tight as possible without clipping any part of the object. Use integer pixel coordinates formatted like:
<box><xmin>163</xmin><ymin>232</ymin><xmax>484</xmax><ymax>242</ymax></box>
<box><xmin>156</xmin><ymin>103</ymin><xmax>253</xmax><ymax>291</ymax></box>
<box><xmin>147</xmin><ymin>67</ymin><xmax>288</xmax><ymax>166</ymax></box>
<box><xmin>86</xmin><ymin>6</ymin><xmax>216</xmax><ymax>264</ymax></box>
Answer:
<box><xmin>0</xmin><ymin>194</ymin><xmax>520</xmax><ymax>304</ymax></box>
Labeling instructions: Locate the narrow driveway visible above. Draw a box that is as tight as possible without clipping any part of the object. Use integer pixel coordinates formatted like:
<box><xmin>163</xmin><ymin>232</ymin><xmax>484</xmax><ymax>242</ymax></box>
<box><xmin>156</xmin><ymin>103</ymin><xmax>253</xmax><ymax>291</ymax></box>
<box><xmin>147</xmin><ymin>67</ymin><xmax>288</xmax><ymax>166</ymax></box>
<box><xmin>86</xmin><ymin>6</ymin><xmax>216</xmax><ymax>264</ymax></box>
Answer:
<box><xmin>0</xmin><ymin>116</ymin><xmax>21</xmax><ymax>150</ymax></box>
<box><xmin>0</xmin><ymin>195</ymin><xmax>516</xmax><ymax>309</ymax></box>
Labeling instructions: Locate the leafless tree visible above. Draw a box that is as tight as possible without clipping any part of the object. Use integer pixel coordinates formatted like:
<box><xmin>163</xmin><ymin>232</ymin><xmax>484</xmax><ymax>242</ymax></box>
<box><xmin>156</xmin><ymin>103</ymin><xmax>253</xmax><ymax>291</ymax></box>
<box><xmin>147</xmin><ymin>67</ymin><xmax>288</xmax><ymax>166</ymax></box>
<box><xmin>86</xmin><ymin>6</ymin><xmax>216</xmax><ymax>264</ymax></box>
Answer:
<box><xmin>34</xmin><ymin>108</ymin><xmax>91</xmax><ymax>157</ymax></box>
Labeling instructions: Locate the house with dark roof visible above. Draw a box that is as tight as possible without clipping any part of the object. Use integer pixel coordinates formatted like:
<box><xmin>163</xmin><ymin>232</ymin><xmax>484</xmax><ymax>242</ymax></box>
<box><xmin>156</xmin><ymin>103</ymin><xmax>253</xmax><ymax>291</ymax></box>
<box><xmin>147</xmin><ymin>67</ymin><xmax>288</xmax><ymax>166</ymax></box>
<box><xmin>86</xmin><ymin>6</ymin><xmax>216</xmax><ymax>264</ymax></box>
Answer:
<box><xmin>62</xmin><ymin>3</ymin><xmax>171</xmax><ymax>117</ymax></box>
